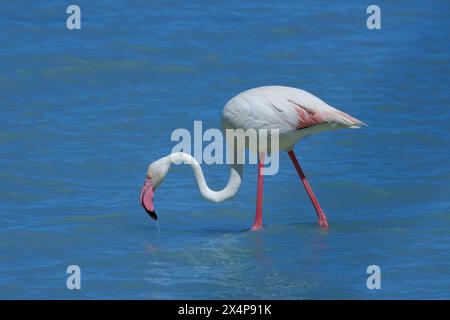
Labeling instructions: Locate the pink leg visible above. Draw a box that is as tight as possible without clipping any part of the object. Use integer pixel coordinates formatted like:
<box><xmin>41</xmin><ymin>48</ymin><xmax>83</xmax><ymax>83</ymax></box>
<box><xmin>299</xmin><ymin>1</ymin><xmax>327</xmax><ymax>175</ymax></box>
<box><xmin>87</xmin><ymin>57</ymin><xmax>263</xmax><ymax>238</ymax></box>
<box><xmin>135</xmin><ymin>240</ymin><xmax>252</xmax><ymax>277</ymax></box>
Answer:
<box><xmin>251</xmin><ymin>153</ymin><xmax>265</xmax><ymax>231</ymax></box>
<box><xmin>287</xmin><ymin>150</ymin><xmax>329</xmax><ymax>228</ymax></box>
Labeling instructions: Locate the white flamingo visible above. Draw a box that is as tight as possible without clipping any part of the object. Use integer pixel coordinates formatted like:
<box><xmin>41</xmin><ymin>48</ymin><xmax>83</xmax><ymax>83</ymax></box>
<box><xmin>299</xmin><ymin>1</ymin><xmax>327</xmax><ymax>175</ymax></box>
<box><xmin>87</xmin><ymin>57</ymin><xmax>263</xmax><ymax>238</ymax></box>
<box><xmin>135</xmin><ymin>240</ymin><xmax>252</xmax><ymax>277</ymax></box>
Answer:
<box><xmin>140</xmin><ymin>86</ymin><xmax>366</xmax><ymax>230</ymax></box>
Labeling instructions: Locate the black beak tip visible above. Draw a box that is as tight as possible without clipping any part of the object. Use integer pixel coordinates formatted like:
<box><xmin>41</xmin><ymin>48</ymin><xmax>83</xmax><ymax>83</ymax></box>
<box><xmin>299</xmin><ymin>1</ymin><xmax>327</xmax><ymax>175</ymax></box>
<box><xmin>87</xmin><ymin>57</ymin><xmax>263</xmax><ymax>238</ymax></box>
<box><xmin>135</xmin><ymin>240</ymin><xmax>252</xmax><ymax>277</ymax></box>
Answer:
<box><xmin>146</xmin><ymin>209</ymin><xmax>158</xmax><ymax>221</ymax></box>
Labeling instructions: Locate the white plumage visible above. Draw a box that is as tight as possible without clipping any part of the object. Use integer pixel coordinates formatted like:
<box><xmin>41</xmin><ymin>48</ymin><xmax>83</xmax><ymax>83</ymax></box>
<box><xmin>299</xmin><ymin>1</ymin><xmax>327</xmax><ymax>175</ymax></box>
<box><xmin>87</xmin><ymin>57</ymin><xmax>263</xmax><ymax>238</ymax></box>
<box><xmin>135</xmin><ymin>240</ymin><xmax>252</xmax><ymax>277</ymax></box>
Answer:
<box><xmin>222</xmin><ymin>85</ymin><xmax>365</xmax><ymax>151</ymax></box>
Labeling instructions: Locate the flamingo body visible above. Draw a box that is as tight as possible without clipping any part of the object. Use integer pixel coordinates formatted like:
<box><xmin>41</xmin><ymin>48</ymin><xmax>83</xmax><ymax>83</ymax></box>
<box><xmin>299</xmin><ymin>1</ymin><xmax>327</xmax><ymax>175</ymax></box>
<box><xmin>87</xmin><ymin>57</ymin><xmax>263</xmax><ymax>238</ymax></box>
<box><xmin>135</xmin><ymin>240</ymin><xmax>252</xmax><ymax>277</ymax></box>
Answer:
<box><xmin>222</xmin><ymin>86</ymin><xmax>365</xmax><ymax>151</ymax></box>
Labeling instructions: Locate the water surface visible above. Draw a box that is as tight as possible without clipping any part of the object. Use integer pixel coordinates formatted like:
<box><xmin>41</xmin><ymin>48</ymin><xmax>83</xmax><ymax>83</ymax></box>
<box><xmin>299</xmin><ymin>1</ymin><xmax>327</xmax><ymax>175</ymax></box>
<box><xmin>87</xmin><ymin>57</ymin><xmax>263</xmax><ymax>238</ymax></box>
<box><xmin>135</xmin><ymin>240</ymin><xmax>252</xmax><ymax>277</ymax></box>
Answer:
<box><xmin>0</xmin><ymin>1</ymin><xmax>449</xmax><ymax>299</ymax></box>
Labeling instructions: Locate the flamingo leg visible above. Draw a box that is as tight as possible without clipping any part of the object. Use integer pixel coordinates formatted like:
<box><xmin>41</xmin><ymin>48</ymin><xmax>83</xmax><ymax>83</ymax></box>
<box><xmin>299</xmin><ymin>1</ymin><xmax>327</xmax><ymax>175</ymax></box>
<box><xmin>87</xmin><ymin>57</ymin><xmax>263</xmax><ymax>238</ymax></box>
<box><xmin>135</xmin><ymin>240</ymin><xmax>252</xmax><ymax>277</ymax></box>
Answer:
<box><xmin>287</xmin><ymin>150</ymin><xmax>329</xmax><ymax>228</ymax></box>
<box><xmin>251</xmin><ymin>153</ymin><xmax>265</xmax><ymax>231</ymax></box>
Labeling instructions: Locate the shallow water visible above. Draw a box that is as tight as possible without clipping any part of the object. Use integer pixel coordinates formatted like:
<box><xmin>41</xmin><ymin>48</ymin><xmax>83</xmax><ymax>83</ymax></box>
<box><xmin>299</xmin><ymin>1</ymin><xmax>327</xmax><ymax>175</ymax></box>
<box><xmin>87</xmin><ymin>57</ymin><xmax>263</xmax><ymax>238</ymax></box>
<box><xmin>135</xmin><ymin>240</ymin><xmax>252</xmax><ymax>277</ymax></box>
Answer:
<box><xmin>1</xmin><ymin>1</ymin><xmax>449</xmax><ymax>299</ymax></box>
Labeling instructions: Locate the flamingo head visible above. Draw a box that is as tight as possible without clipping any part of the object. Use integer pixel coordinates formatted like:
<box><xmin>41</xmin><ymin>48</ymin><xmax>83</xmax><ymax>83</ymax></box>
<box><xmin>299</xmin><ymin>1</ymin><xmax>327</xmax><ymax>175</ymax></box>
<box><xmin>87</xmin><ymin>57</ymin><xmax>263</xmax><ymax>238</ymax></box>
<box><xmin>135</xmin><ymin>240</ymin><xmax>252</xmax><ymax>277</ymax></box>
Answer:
<box><xmin>140</xmin><ymin>176</ymin><xmax>157</xmax><ymax>220</ymax></box>
<box><xmin>140</xmin><ymin>156</ymin><xmax>171</xmax><ymax>221</ymax></box>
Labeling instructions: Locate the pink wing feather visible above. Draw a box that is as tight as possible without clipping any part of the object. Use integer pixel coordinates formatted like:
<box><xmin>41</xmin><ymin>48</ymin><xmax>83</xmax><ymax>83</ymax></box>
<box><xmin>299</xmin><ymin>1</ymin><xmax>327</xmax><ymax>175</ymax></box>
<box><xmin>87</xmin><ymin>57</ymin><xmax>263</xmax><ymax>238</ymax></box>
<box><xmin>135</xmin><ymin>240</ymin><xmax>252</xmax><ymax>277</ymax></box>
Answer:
<box><xmin>288</xmin><ymin>99</ymin><xmax>366</xmax><ymax>129</ymax></box>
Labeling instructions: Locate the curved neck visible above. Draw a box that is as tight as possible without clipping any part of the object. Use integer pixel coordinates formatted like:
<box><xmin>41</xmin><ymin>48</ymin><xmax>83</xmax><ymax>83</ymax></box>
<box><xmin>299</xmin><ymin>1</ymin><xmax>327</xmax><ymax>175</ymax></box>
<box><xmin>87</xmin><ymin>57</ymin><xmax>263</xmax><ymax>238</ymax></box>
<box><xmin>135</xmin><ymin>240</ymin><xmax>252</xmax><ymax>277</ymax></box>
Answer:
<box><xmin>157</xmin><ymin>152</ymin><xmax>243</xmax><ymax>203</ymax></box>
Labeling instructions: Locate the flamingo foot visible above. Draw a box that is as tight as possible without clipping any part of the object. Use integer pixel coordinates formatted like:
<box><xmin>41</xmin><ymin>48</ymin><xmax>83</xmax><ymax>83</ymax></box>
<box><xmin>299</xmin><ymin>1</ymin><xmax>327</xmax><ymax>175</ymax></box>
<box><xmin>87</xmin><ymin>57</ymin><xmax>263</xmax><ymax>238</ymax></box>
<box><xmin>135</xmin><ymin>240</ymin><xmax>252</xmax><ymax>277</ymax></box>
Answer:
<box><xmin>318</xmin><ymin>217</ymin><xmax>329</xmax><ymax>229</ymax></box>
<box><xmin>250</xmin><ymin>222</ymin><xmax>263</xmax><ymax>231</ymax></box>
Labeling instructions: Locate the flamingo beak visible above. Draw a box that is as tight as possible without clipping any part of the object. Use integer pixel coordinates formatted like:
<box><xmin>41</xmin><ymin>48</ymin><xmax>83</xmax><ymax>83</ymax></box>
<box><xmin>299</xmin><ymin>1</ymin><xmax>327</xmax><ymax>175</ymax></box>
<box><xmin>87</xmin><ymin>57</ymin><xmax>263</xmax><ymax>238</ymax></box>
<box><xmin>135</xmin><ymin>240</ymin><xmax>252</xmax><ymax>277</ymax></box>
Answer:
<box><xmin>140</xmin><ymin>177</ymin><xmax>157</xmax><ymax>221</ymax></box>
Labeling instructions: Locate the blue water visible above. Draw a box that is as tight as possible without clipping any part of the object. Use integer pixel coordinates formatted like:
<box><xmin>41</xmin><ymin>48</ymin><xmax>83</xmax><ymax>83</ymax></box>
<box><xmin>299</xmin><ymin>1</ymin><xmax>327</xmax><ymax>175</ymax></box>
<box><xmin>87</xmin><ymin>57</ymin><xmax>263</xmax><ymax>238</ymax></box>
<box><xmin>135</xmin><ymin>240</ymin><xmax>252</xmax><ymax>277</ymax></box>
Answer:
<box><xmin>1</xmin><ymin>1</ymin><xmax>449</xmax><ymax>299</ymax></box>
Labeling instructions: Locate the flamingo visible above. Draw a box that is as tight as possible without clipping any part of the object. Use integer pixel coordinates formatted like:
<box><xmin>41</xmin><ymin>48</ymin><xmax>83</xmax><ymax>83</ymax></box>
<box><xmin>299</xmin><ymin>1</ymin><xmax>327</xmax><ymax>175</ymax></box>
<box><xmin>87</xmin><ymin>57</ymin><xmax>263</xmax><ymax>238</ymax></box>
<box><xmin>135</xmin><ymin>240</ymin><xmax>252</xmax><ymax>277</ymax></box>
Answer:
<box><xmin>140</xmin><ymin>86</ymin><xmax>366</xmax><ymax>230</ymax></box>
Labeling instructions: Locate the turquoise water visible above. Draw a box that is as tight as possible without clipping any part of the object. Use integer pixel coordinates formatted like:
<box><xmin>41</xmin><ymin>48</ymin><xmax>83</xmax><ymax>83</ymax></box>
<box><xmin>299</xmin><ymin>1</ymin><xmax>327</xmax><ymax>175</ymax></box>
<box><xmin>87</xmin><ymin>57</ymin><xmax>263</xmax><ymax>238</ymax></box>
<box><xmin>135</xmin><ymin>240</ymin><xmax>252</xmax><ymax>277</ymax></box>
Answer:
<box><xmin>1</xmin><ymin>1</ymin><xmax>449</xmax><ymax>299</ymax></box>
